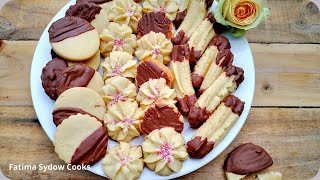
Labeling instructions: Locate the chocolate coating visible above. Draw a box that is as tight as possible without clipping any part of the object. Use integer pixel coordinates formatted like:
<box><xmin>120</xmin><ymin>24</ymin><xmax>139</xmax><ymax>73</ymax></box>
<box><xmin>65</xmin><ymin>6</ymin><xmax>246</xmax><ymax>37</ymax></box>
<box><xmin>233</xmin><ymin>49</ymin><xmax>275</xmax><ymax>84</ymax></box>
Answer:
<box><xmin>48</xmin><ymin>16</ymin><xmax>94</xmax><ymax>43</ymax></box>
<box><xmin>189</xmin><ymin>48</ymin><xmax>201</xmax><ymax>70</ymax></box>
<box><xmin>191</xmin><ymin>73</ymin><xmax>204</xmax><ymax>91</ymax></box>
<box><xmin>172</xmin><ymin>30</ymin><xmax>189</xmax><ymax>45</ymax></box>
<box><xmin>173</xmin><ymin>9</ymin><xmax>187</xmax><ymax>28</ymax></box>
<box><xmin>141</xmin><ymin>104</ymin><xmax>183</xmax><ymax>134</ymax></box>
<box><xmin>216</xmin><ymin>49</ymin><xmax>234</xmax><ymax>67</ymax></box>
<box><xmin>71</xmin><ymin>126</ymin><xmax>108</xmax><ymax>165</ymax></box>
<box><xmin>206</xmin><ymin>13</ymin><xmax>216</xmax><ymax>24</ymax></box>
<box><xmin>188</xmin><ymin>106</ymin><xmax>212</xmax><ymax>128</ymax></box>
<box><xmin>187</xmin><ymin>136</ymin><xmax>215</xmax><ymax>158</ymax></box>
<box><xmin>224</xmin><ymin>143</ymin><xmax>273</xmax><ymax>175</ymax></box>
<box><xmin>205</xmin><ymin>0</ymin><xmax>214</xmax><ymax>10</ymax></box>
<box><xmin>138</xmin><ymin>12</ymin><xmax>171</xmax><ymax>38</ymax></box>
<box><xmin>209</xmin><ymin>34</ymin><xmax>231</xmax><ymax>51</ymax></box>
<box><xmin>52</xmin><ymin>107</ymin><xmax>101</xmax><ymax>126</ymax></box>
<box><xmin>225</xmin><ymin>65</ymin><xmax>245</xmax><ymax>87</ymax></box>
<box><xmin>55</xmin><ymin>64</ymin><xmax>95</xmax><ymax>96</ymax></box>
<box><xmin>136</xmin><ymin>60</ymin><xmax>170</xmax><ymax>87</ymax></box>
<box><xmin>171</xmin><ymin>44</ymin><xmax>189</xmax><ymax>62</ymax></box>
<box><xmin>51</xmin><ymin>49</ymin><xmax>61</xmax><ymax>59</ymax></box>
<box><xmin>66</xmin><ymin>2</ymin><xmax>102</xmax><ymax>23</ymax></box>
<box><xmin>176</xmin><ymin>95</ymin><xmax>197</xmax><ymax>116</ymax></box>
<box><xmin>41</xmin><ymin>58</ymin><xmax>68</xmax><ymax>100</ymax></box>
<box><xmin>77</xmin><ymin>0</ymin><xmax>111</xmax><ymax>4</ymax></box>
<box><xmin>223</xmin><ymin>95</ymin><xmax>245</xmax><ymax>116</ymax></box>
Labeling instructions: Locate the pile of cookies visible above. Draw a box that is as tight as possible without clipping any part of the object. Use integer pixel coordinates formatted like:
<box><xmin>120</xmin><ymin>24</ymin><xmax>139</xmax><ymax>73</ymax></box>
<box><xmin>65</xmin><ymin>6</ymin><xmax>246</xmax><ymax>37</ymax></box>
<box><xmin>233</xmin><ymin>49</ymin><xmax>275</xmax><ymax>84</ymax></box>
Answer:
<box><xmin>40</xmin><ymin>0</ymin><xmax>250</xmax><ymax>179</ymax></box>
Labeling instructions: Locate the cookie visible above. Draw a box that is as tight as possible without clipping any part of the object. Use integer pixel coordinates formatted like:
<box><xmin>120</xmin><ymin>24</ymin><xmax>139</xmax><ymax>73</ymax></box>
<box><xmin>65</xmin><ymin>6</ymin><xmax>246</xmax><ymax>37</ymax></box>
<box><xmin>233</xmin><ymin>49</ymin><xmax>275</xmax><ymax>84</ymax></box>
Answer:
<box><xmin>172</xmin><ymin>0</ymin><xmax>207</xmax><ymax>45</ymax></box>
<box><xmin>77</xmin><ymin>0</ymin><xmax>114</xmax><ymax>18</ymax></box>
<box><xmin>65</xmin><ymin>2</ymin><xmax>109</xmax><ymax>34</ymax></box>
<box><xmin>172</xmin><ymin>0</ymin><xmax>189</xmax><ymax>28</ymax></box>
<box><xmin>170</xmin><ymin>44</ymin><xmax>197</xmax><ymax>115</ymax></box>
<box><xmin>257</xmin><ymin>171</ymin><xmax>283</xmax><ymax>180</ymax></box>
<box><xmin>137</xmin><ymin>12</ymin><xmax>173</xmax><ymax>39</ymax></box>
<box><xmin>192</xmin><ymin>34</ymin><xmax>232</xmax><ymax>92</ymax></box>
<box><xmin>104</xmin><ymin>101</ymin><xmax>143</xmax><ymax>142</ymax></box>
<box><xmin>53</xmin><ymin>87</ymin><xmax>106</xmax><ymax>126</ymax></box>
<box><xmin>55</xmin><ymin>64</ymin><xmax>104</xmax><ymax>96</ymax></box>
<box><xmin>108</xmin><ymin>0</ymin><xmax>142</xmax><ymax>33</ymax></box>
<box><xmin>102</xmin><ymin>142</ymin><xmax>144</xmax><ymax>180</ymax></box>
<box><xmin>142</xmin><ymin>127</ymin><xmax>188</xmax><ymax>176</ymax></box>
<box><xmin>53</xmin><ymin>114</ymin><xmax>108</xmax><ymax>165</ymax></box>
<box><xmin>135</xmin><ymin>31</ymin><xmax>173</xmax><ymax>65</ymax></box>
<box><xmin>136</xmin><ymin>58</ymin><xmax>173</xmax><ymax>87</ymax></box>
<box><xmin>100</xmin><ymin>22</ymin><xmax>137</xmax><ymax>57</ymax></box>
<box><xmin>136</xmin><ymin>78</ymin><xmax>176</xmax><ymax>109</ymax></box>
<box><xmin>224</xmin><ymin>143</ymin><xmax>273</xmax><ymax>180</ymax></box>
<box><xmin>67</xmin><ymin>50</ymin><xmax>101</xmax><ymax>70</ymax></box>
<box><xmin>101</xmin><ymin>51</ymin><xmax>137</xmax><ymax>80</ymax></box>
<box><xmin>41</xmin><ymin>57</ymin><xmax>68</xmax><ymax>100</ymax></box>
<box><xmin>142</xmin><ymin>0</ymin><xmax>178</xmax><ymax>21</ymax></box>
<box><xmin>99</xmin><ymin>76</ymin><xmax>137</xmax><ymax>106</ymax></box>
<box><xmin>140</xmin><ymin>104</ymin><xmax>183</xmax><ymax>134</ymax></box>
<box><xmin>188</xmin><ymin>65</ymin><xmax>244</xmax><ymax>128</ymax></box>
<box><xmin>49</xmin><ymin>16</ymin><xmax>100</xmax><ymax>61</ymax></box>
<box><xmin>187</xmin><ymin>95</ymin><xmax>244</xmax><ymax>158</ymax></box>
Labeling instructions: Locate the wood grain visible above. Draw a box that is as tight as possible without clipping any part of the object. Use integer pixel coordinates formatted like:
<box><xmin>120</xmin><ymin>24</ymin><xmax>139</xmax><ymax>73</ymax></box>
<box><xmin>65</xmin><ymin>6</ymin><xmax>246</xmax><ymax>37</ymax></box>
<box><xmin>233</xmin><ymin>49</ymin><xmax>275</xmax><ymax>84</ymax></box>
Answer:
<box><xmin>0</xmin><ymin>106</ymin><xmax>319</xmax><ymax>179</ymax></box>
<box><xmin>1</xmin><ymin>40</ymin><xmax>319</xmax><ymax>107</ymax></box>
<box><xmin>0</xmin><ymin>0</ymin><xmax>320</xmax><ymax>43</ymax></box>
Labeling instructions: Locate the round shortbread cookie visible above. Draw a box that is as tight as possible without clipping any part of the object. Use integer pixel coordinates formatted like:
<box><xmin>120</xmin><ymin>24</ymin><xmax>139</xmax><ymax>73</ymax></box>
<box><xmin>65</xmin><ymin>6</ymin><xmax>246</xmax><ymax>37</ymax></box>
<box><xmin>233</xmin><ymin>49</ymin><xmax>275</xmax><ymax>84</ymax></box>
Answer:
<box><xmin>67</xmin><ymin>50</ymin><xmax>101</xmax><ymax>70</ymax></box>
<box><xmin>53</xmin><ymin>87</ymin><xmax>106</xmax><ymax>125</ymax></box>
<box><xmin>53</xmin><ymin>114</ymin><xmax>108</xmax><ymax>165</ymax></box>
<box><xmin>49</xmin><ymin>16</ymin><xmax>100</xmax><ymax>61</ymax></box>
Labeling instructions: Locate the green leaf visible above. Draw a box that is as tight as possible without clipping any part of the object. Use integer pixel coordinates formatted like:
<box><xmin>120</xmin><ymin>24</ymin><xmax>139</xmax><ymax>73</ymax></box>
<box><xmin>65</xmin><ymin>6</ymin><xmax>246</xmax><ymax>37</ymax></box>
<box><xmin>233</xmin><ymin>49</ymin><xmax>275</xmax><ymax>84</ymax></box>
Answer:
<box><xmin>229</xmin><ymin>27</ymin><xmax>246</xmax><ymax>37</ymax></box>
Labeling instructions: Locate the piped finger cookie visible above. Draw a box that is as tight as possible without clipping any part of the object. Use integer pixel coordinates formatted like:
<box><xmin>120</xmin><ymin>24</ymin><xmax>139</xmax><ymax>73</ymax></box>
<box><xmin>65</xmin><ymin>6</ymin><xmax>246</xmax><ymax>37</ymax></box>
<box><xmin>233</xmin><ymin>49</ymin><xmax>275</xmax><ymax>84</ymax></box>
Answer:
<box><xmin>172</xmin><ymin>0</ymin><xmax>189</xmax><ymax>28</ymax></box>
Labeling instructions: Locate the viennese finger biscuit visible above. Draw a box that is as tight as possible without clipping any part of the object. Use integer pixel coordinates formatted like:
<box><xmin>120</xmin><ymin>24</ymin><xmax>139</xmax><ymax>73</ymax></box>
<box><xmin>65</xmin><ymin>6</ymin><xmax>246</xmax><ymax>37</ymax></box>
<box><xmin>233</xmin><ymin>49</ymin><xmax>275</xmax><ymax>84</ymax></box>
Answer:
<box><xmin>53</xmin><ymin>87</ymin><xmax>106</xmax><ymax>126</ymax></box>
<box><xmin>102</xmin><ymin>142</ymin><xmax>144</xmax><ymax>180</ymax></box>
<box><xmin>171</xmin><ymin>0</ymin><xmax>207</xmax><ymax>45</ymax></box>
<box><xmin>104</xmin><ymin>101</ymin><xmax>143</xmax><ymax>142</ymax></box>
<box><xmin>136</xmin><ymin>58</ymin><xmax>174</xmax><ymax>87</ymax></box>
<box><xmin>172</xmin><ymin>0</ymin><xmax>189</xmax><ymax>28</ymax></box>
<box><xmin>136</xmin><ymin>78</ymin><xmax>176</xmax><ymax>109</ymax></box>
<box><xmin>142</xmin><ymin>0</ymin><xmax>179</xmax><ymax>21</ymax></box>
<box><xmin>49</xmin><ymin>16</ymin><xmax>99</xmax><ymax>61</ymax></box>
<box><xmin>142</xmin><ymin>127</ymin><xmax>188</xmax><ymax>176</ymax></box>
<box><xmin>170</xmin><ymin>44</ymin><xmax>197</xmax><ymax>115</ymax></box>
<box><xmin>192</xmin><ymin>34</ymin><xmax>231</xmax><ymax>92</ymax></box>
<box><xmin>187</xmin><ymin>95</ymin><xmax>244</xmax><ymax>158</ymax></box>
<box><xmin>188</xmin><ymin>65</ymin><xmax>244</xmax><ymax>128</ymax></box>
<box><xmin>65</xmin><ymin>2</ymin><xmax>109</xmax><ymax>34</ymax></box>
<box><xmin>53</xmin><ymin>114</ymin><xmax>108</xmax><ymax>165</ymax></box>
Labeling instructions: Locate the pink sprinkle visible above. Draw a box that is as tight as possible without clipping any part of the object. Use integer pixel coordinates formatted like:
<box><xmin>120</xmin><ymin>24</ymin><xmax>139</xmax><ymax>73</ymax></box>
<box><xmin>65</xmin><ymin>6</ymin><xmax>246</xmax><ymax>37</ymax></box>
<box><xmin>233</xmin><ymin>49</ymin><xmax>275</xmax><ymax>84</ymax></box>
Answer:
<box><xmin>152</xmin><ymin>49</ymin><xmax>161</xmax><ymax>55</ymax></box>
<box><xmin>111</xmin><ymin>117</ymin><xmax>135</xmax><ymax>127</ymax></box>
<box><xmin>127</xmin><ymin>9</ymin><xmax>134</xmax><ymax>16</ymax></box>
<box><xmin>110</xmin><ymin>64</ymin><xmax>123</xmax><ymax>77</ymax></box>
<box><xmin>113</xmin><ymin>39</ymin><xmax>124</xmax><ymax>48</ymax></box>
<box><xmin>112</xmin><ymin>91</ymin><xmax>128</xmax><ymax>104</ymax></box>
<box><xmin>118</xmin><ymin>153</ymin><xmax>132</xmax><ymax>166</ymax></box>
<box><xmin>157</xmin><ymin>142</ymin><xmax>174</xmax><ymax>163</ymax></box>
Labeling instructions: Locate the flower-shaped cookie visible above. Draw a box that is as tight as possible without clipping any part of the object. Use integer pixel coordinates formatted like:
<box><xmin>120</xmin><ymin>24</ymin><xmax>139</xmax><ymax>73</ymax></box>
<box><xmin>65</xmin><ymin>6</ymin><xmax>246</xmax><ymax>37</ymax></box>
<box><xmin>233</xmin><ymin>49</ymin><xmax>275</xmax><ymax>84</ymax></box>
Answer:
<box><xmin>136</xmin><ymin>78</ymin><xmax>176</xmax><ymax>109</ymax></box>
<box><xmin>100</xmin><ymin>22</ymin><xmax>137</xmax><ymax>57</ymax></box>
<box><xmin>102</xmin><ymin>142</ymin><xmax>144</xmax><ymax>180</ymax></box>
<box><xmin>99</xmin><ymin>76</ymin><xmax>137</xmax><ymax>105</ymax></box>
<box><xmin>101</xmin><ymin>51</ymin><xmax>137</xmax><ymax>80</ymax></box>
<box><xmin>108</xmin><ymin>0</ymin><xmax>142</xmax><ymax>32</ymax></box>
<box><xmin>104</xmin><ymin>101</ymin><xmax>143</xmax><ymax>142</ymax></box>
<box><xmin>142</xmin><ymin>127</ymin><xmax>188</xmax><ymax>176</ymax></box>
<box><xmin>135</xmin><ymin>31</ymin><xmax>173</xmax><ymax>64</ymax></box>
<box><xmin>142</xmin><ymin>0</ymin><xmax>179</xmax><ymax>21</ymax></box>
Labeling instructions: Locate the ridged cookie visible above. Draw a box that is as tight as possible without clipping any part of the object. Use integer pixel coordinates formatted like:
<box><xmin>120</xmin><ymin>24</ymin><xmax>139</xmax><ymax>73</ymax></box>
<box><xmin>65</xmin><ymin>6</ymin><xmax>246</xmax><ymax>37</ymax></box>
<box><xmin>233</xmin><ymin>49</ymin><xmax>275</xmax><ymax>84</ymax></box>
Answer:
<box><xmin>142</xmin><ymin>0</ymin><xmax>179</xmax><ymax>21</ymax></box>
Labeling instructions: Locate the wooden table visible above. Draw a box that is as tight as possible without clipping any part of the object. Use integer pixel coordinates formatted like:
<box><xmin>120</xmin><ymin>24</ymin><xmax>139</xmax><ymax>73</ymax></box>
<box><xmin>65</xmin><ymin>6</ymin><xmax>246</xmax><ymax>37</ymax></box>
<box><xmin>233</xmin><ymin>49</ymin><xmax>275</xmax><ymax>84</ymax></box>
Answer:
<box><xmin>0</xmin><ymin>0</ymin><xmax>319</xmax><ymax>179</ymax></box>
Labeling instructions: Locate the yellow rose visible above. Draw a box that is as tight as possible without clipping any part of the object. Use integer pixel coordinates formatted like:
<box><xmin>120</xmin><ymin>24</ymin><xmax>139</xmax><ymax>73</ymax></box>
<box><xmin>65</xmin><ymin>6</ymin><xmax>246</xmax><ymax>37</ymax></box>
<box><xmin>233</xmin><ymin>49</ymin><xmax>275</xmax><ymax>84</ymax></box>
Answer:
<box><xmin>213</xmin><ymin>0</ymin><xmax>270</xmax><ymax>31</ymax></box>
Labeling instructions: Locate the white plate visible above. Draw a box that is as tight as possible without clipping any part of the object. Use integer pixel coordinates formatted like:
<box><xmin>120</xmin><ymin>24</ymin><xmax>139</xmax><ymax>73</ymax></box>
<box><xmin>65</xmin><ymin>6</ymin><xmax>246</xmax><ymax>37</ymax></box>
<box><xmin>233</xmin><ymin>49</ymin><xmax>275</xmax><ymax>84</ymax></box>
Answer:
<box><xmin>30</xmin><ymin>0</ymin><xmax>255</xmax><ymax>179</ymax></box>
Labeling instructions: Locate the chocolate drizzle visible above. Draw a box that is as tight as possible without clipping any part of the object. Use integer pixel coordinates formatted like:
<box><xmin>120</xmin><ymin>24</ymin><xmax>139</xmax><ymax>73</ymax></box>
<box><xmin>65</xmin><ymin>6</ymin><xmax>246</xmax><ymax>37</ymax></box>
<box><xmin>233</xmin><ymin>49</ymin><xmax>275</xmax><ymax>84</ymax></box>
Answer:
<box><xmin>52</xmin><ymin>107</ymin><xmax>101</xmax><ymax>126</ymax></box>
<box><xmin>224</xmin><ymin>143</ymin><xmax>273</xmax><ymax>175</ymax></box>
<box><xmin>209</xmin><ymin>34</ymin><xmax>231</xmax><ymax>51</ymax></box>
<box><xmin>48</xmin><ymin>16</ymin><xmax>94</xmax><ymax>43</ymax></box>
<box><xmin>223</xmin><ymin>95</ymin><xmax>245</xmax><ymax>116</ymax></box>
<box><xmin>188</xmin><ymin>106</ymin><xmax>212</xmax><ymax>128</ymax></box>
<box><xmin>41</xmin><ymin>58</ymin><xmax>68</xmax><ymax>100</ymax></box>
<box><xmin>187</xmin><ymin>136</ymin><xmax>215</xmax><ymax>158</ymax></box>
<box><xmin>191</xmin><ymin>73</ymin><xmax>204</xmax><ymax>91</ymax></box>
<box><xmin>225</xmin><ymin>65</ymin><xmax>245</xmax><ymax>87</ymax></box>
<box><xmin>141</xmin><ymin>104</ymin><xmax>183</xmax><ymax>134</ymax></box>
<box><xmin>172</xmin><ymin>30</ymin><xmax>189</xmax><ymax>45</ymax></box>
<box><xmin>137</xmin><ymin>12</ymin><xmax>171</xmax><ymax>38</ymax></box>
<box><xmin>76</xmin><ymin>0</ymin><xmax>111</xmax><ymax>4</ymax></box>
<box><xmin>171</xmin><ymin>44</ymin><xmax>189</xmax><ymax>62</ymax></box>
<box><xmin>176</xmin><ymin>95</ymin><xmax>197</xmax><ymax>116</ymax></box>
<box><xmin>173</xmin><ymin>9</ymin><xmax>187</xmax><ymax>28</ymax></box>
<box><xmin>66</xmin><ymin>2</ymin><xmax>102</xmax><ymax>23</ymax></box>
<box><xmin>136</xmin><ymin>60</ymin><xmax>171</xmax><ymax>87</ymax></box>
<box><xmin>55</xmin><ymin>64</ymin><xmax>95</xmax><ymax>96</ymax></box>
<box><xmin>71</xmin><ymin>126</ymin><xmax>108</xmax><ymax>165</ymax></box>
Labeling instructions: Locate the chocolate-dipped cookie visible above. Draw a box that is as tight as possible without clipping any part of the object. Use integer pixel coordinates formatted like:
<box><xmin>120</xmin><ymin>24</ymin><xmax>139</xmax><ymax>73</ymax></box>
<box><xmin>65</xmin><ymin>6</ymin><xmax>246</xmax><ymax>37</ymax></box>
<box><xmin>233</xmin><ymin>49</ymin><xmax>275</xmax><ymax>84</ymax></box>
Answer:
<box><xmin>172</xmin><ymin>0</ymin><xmax>189</xmax><ymax>28</ymax></box>
<box><xmin>65</xmin><ymin>2</ymin><xmax>108</xmax><ymax>34</ymax></box>
<box><xmin>53</xmin><ymin>114</ymin><xmax>108</xmax><ymax>165</ymax></box>
<box><xmin>136</xmin><ymin>58</ymin><xmax>174</xmax><ymax>87</ymax></box>
<box><xmin>49</xmin><ymin>16</ymin><xmax>100</xmax><ymax>61</ymax></box>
